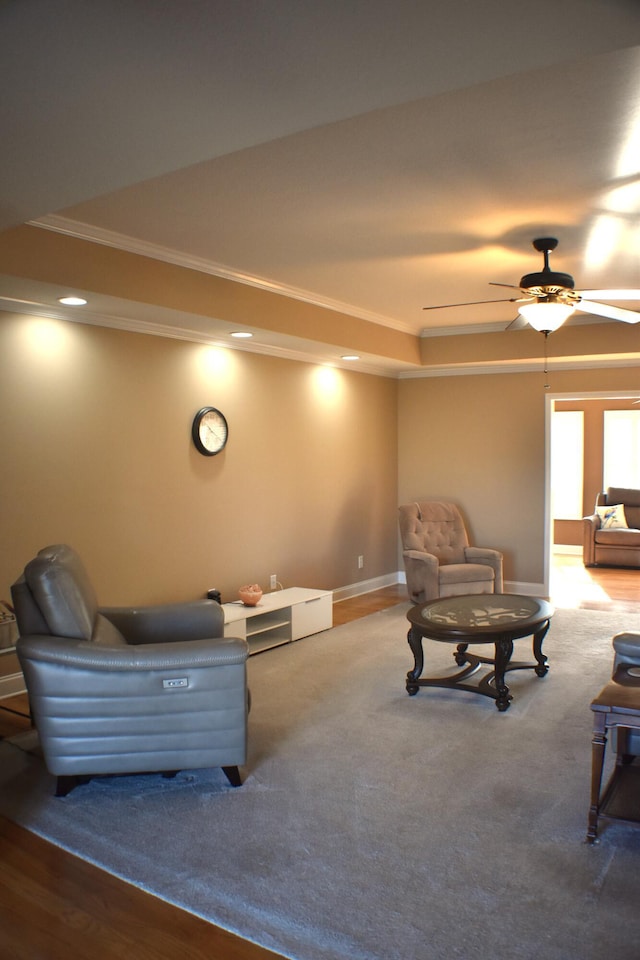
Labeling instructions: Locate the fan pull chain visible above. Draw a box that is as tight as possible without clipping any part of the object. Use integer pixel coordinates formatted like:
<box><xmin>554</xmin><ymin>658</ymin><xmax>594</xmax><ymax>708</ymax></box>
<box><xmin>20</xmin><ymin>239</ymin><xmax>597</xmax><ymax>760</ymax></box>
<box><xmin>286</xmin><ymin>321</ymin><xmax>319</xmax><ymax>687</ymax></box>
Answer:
<box><xmin>543</xmin><ymin>331</ymin><xmax>550</xmax><ymax>390</ymax></box>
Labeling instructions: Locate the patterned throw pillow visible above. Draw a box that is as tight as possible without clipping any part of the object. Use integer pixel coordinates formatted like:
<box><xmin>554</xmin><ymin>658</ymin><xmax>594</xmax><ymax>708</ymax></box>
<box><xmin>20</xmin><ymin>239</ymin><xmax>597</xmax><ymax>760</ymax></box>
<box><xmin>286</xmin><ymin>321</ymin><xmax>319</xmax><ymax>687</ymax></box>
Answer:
<box><xmin>595</xmin><ymin>504</ymin><xmax>628</xmax><ymax>529</ymax></box>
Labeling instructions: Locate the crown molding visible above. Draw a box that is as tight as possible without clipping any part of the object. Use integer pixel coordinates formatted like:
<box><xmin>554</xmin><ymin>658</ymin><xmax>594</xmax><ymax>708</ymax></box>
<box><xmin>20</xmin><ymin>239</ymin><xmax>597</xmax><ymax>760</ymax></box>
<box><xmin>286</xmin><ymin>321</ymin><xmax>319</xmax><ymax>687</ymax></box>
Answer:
<box><xmin>0</xmin><ymin>294</ymin><xmax>400</xmax><ymax>378</ymax></box>
<box><xmin>15</xmin><ymin>216</ymin><xmax>634</xmax><ymax>380</ymax></box>
<box><xmin>30</xmin><ymin>215</ymin><xmax>413</xmax><ymax>335</ymax></box>
<box><xmin>420</xmin><ymin>313</ymin><xmax>610</xmax><ymax>339</ymax></box>
<box><xmin>421</xmin><ymin>321</ymin><xmax>508</xmax><ymax>337</ymax></box>
<box><xmin>399</xmin><ymin>353</ymin><xmax>640</xmax><ymax>379</ymax></box>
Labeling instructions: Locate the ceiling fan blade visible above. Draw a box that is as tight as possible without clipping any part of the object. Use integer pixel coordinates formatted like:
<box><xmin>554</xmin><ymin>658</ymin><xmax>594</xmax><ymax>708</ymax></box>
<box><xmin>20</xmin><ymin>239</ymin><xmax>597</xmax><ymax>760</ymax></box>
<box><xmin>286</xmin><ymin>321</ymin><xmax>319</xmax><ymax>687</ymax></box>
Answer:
<box><xmin>489</xmin><ymin>282</ymin><xmax>522</xmax><ymax>290</ymax></box>
<box><xmin>422</xmin><ymin>297</ymin><xmax>522</xmax><ymax>310</ymax></box>
<box><xmin>505</xmin><ymin>315</ymin><xmax>529</xmax><ymax>331</ymax></box>
<box><xmin>579</xmin><ymin>289</ymin><xmax>640</xmax><ymax>300</ymax></box>
<box><xmin>577</xmin><ymin>299</ymin><xmax>640</xmax><ymax>324</ymax></box>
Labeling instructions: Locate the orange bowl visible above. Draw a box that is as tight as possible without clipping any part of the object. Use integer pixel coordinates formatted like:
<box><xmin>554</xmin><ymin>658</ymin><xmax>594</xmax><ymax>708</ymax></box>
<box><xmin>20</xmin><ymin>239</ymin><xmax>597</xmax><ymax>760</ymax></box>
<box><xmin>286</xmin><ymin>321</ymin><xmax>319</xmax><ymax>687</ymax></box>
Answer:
<box><xmin>238</xmin><ymin>584</ymin><xmax>263</xmax><ymax>606</ymax></box>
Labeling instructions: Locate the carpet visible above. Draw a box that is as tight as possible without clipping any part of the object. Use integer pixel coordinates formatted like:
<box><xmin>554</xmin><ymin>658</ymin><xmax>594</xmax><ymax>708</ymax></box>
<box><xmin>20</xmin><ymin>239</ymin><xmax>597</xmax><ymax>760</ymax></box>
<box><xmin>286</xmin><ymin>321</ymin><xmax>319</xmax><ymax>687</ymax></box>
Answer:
<box><xmin>2</xmin><ymin>602</ymin><xmax>640</xmax><ymax>960</ymax></box>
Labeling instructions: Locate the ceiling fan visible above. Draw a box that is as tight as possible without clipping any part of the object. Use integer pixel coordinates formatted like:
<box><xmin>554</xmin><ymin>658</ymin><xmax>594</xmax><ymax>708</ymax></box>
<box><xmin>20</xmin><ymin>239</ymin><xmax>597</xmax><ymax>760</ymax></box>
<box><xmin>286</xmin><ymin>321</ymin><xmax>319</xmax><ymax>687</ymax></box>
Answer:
<box><xmin>423</xmin><ymin>237</ymin><xmax>640</xmax><ymax>333</ymax></box>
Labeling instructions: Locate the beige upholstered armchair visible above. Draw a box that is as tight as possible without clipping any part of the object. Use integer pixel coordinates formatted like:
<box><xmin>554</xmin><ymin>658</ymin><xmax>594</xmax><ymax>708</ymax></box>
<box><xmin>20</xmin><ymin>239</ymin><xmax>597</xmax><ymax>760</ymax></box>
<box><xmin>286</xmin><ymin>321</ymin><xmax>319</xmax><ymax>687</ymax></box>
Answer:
<box><xmin>11</xmin><ymin>544</ymin><xmax>249</xmax><ymax>796</ymax></box>
<box><xmin>398</xmin><ymin>501</ymin><xmax>504</xmax><ymax>604</ymax></box>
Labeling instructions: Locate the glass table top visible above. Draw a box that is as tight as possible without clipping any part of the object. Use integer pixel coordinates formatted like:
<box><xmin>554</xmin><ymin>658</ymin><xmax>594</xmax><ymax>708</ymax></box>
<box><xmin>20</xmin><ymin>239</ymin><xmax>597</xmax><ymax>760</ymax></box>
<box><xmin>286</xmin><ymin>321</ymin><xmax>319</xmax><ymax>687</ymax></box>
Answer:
<box><xmin>410</xmin><ymin>594</ymin><xmax>553</xmax><ymax>633</ymax></box>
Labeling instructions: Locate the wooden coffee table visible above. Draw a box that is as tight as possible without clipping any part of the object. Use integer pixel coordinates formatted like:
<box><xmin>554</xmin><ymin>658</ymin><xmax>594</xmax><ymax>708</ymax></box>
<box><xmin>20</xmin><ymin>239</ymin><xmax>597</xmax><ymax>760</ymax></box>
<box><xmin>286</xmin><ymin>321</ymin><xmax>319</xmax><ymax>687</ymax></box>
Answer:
<box><xmin>406</xmin><ymin>594</ymin><xmax>553</xmax><ymax>711</ymax></box>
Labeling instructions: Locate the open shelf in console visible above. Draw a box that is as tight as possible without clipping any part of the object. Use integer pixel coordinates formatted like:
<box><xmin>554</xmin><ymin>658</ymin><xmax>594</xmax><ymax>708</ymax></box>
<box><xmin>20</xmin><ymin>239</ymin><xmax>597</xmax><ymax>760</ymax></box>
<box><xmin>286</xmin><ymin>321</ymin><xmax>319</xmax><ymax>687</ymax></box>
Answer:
<box><xmin>222</xmin><ymin>587</ymin><xmax>333</xmax><ymax>655</ymax></box>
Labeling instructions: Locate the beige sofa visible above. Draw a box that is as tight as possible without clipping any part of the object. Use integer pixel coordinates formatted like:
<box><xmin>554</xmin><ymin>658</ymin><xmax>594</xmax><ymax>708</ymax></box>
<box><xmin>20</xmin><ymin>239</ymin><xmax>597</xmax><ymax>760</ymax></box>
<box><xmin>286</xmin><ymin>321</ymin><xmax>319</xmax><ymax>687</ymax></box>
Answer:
<box><xmin>583</xmin><ymin>487</ymin><xmax>640</xmax><ymax>568</ymax></box>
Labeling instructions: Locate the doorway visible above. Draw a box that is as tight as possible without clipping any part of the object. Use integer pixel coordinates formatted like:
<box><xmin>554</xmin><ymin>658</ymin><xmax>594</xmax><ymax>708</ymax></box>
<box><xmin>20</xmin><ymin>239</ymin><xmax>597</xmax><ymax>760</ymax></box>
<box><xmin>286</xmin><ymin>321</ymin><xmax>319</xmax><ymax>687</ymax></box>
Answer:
<box><xmin>544</xmin><ymin>389</ymin><xmax>640</xmax><ymax>595</ymax></box>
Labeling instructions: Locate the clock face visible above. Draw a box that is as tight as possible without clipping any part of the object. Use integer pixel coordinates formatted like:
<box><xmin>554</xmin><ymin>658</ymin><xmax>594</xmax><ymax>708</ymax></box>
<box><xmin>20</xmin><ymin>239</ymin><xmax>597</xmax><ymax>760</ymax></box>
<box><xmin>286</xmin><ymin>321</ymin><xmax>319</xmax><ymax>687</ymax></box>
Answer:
<box><xmin>192</xmin><ymin>407</ymin><xmax>228</xmax><ymax>456</ymax></box>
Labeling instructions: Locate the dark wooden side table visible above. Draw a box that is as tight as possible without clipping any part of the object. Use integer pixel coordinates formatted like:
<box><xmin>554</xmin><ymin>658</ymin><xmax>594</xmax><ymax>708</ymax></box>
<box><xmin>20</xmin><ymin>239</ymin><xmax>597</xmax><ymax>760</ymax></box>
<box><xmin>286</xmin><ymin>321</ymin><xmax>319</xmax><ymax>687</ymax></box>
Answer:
<box><xmin>406</xmin><ymin>594</ymin><xmax>553</xmax><ymax>712</ymax></box>
<box><xmin>586</xmin><ymin>666</ymin><xmax>640</xmax><ymax>843</ymax></box>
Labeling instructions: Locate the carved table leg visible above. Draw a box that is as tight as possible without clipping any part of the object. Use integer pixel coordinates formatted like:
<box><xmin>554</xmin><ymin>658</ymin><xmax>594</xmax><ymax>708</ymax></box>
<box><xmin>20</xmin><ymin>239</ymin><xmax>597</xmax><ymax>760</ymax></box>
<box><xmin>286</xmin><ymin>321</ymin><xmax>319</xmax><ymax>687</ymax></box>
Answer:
<box><xmin>586</xmin><ymin>713</ymin><xmax>607</xmax><ymax>844</ymax></box>
<box><xmin>406</xmin><ymin>626</ymin><xmax>424</xmax><ymax>695</ymax></box>
<box><xmin>532</xmin><ymin>619</ymin><xmax>550</xmax><ymax>677</ymax></box>
<box><xmin>493</xmin><ymin>637</ymin><xmax>514</xmax><ymax>711</ymax></box>
<box><xmin>454</xmin><ymin>642</ymin><xmax>469</xmax><ymax>666</ymax></box>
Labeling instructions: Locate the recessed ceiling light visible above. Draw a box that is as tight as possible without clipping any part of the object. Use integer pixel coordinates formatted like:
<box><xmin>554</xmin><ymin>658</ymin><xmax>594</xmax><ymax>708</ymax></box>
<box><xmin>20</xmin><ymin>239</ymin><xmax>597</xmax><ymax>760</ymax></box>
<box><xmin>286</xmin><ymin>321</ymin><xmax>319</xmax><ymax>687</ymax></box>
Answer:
<box><xmin>341</xmin><ymin>355</ymin><xmax>360</xmax><ymax>361</ymax></box>
<box><xmin>58</xmin><ymin>296</ymin><xmax>87</xmax><ymax>306</ymax></box>
<box><xmin>230</xmin><ymin>331</ymin><xmax>253</xmax><ymax>338</ymax></box>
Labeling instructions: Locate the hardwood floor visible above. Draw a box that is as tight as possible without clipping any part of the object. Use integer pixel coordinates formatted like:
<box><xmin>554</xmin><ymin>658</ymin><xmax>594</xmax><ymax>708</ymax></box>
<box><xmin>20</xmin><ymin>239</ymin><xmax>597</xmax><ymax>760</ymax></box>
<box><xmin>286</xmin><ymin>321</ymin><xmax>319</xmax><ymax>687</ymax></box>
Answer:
<box><xmin>549</xmin><ymin>552</ymin><xmax>640</xmax><ymax>610</ymax></box>
<box><xmin>0</xmin><ymin>568</ymin><xmax>637</xmax><ymax>960</ymax></box>
<box><xmin>331</xmin><ymin>583</ymin><xmax>407</xmax><ymax>625</ymax></box>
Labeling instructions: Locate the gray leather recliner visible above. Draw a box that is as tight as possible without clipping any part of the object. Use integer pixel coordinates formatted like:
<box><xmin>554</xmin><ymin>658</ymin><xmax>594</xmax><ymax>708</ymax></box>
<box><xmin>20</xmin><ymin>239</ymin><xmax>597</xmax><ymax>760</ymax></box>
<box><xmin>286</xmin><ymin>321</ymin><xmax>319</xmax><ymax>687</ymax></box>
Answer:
<box><xmin>11</xmin><ymin>544</ymin><xmax>249</xmax><ymax>796</ymax></box>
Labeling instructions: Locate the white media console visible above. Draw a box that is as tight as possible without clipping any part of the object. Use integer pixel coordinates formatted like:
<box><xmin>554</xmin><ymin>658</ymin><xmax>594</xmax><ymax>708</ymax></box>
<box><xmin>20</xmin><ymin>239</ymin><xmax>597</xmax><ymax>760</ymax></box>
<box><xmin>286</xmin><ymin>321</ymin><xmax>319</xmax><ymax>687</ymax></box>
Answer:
<box><xmin>222</xmin><ymin>587</ymin><xmax>333</xmax><ymax>655</ymax></box>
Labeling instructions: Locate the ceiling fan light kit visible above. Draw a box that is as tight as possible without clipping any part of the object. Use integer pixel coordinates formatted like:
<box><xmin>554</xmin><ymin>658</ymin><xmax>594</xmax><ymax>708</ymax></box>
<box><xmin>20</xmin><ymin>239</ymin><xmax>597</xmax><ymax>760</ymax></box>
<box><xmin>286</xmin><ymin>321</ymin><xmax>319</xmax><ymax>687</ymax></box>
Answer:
<box><xmin>517</xmin><ymin>299</ymin><xmax>575</xmax><ymax>333</ymax></box>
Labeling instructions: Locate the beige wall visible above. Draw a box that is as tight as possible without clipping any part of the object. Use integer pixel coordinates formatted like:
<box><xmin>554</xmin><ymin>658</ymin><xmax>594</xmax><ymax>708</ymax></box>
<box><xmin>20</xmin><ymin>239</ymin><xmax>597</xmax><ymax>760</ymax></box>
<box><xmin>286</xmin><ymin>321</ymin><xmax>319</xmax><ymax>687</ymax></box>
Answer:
<box><xmin>4</xmin><ymin>303</ymin><xmax>639</xmax><ymax>608</ymax></box>
<box><xmin>398</xmin><ymin>366</ymin><xmax>640</xmax><ymax>586</ymax></box>
<box><xmin>398</xmin><ymin>372</ymin><xmax>545</xmax><ymax>586</ymax></box>
<box><xmin>0</xmin><ymin>310</ymin><xmax>398</xmax><ymax>605</ymax></box>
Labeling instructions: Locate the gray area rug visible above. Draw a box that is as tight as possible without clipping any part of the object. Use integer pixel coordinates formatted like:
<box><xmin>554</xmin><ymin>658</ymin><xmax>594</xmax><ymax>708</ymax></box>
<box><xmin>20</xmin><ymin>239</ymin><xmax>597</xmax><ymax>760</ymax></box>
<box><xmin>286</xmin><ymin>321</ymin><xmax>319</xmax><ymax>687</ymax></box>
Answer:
<box><xmin>2</xmin><ymin>602</ymin><xmax>640</xmax><ymax>960</ymax></box>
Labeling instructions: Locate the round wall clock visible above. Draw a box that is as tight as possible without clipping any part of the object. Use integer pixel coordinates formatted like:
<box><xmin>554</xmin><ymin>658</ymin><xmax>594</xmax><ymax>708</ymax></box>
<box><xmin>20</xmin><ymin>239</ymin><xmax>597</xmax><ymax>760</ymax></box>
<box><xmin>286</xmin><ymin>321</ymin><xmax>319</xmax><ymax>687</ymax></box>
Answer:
<box><xmin>192</xmin><ymin>406</ymin><xmax>229</xmax><ymax>456</ymax></box>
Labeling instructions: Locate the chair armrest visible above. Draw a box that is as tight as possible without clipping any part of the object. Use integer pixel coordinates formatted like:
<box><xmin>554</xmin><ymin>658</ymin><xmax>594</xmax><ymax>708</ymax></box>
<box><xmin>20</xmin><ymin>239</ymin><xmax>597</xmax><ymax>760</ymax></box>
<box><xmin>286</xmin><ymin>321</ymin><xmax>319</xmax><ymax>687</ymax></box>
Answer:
<box><xmin>464</xmin><ymin>546</ymin><xmax>502</xmax><ymax>563</ymax></box>
<box><xmin>17</xmin><ymin>633</ymin><xmax>247</xmax><ymax>671</ymax></box>
<box><xmin>464</xmin><ymin>547</ymin><xmax>503</xmax><ymax>591</ymax></box>
<box><xmin>613</xmin><ymin>631</ymin><xmax>640</xmax><ymax>668</ymax></box>
<box><xmin>99</xmin><ymin>599</ymin><xmax>224</xmax><ymax>644</ymax></box>
<box><xmin>403</xmin><ymin>549</ymin><xmax>438</xmax><ymax>569</ymax></box>
<box><xmin>402</xmin><ymin>550</ymin><xmax>439</xmax><ymax>603</ymax></box>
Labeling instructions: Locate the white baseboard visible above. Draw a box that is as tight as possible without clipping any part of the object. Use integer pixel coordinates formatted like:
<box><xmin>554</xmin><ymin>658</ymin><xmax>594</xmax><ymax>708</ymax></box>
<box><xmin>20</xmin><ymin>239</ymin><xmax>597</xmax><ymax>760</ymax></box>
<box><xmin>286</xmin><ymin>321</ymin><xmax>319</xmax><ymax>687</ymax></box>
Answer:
<box><xmin>504</xmin><ymin>581</ymin><xmax>546</xmax><ymax>597</ymax></box>
<box><xmin>333</xmin><ymin>572</ymin><xmax>546</xmax><ymax>603</ymax></box>
<box><xmin>333</xmin><ymin>572</ymin><xmax>403</xmax><ymax>603</ymax></box>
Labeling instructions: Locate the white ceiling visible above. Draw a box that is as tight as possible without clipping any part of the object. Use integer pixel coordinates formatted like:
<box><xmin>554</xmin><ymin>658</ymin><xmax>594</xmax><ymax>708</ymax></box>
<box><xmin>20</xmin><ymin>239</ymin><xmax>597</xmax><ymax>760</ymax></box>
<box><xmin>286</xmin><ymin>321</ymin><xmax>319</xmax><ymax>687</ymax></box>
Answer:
<box><xmin>2</xmin><ymin>0</ymin><xmax>640</xmax><ymax>370</ymax></box>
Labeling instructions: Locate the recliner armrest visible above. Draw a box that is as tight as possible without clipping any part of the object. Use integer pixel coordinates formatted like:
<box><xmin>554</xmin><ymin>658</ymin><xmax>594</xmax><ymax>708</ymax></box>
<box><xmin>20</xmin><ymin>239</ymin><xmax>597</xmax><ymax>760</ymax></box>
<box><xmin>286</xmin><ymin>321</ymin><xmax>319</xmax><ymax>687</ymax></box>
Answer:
<box><xmin>464</xmin><ymin>547</ymin><xmax>503</xmax><ymax>592</ymax></box>
<box><xmin>100</xmin><ymin>598</ymin><xmax>225</xmax><ymax>644</ymax></box>
<box><xmin>402</xmin><ymin>550</ymin><xmax>439</xmax><ymax>604</ymax></box>
<box><xmin>464</xmin><ymin>546</ymin><xmax>502</xmax><ymax>563</ymax></box>
<box><xmin>17</xmin><ymin>633</ymin><xmax>248</xmax><ymax>671</ymax></box>
<box><xmin>612</xmin><ymin>631</ymin><xmax>640</xmax><ymax>668</ymax></box>
<box><xmin>402</xmin><ymin>549</ymin><xmax>438</xmax><ymax>568</ymax></box>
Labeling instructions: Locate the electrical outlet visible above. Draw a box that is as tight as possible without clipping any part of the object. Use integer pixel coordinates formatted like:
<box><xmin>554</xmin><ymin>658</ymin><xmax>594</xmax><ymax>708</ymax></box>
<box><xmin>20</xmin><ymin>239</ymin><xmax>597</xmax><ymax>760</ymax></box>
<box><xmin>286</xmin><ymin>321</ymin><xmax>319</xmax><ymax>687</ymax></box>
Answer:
<box><xmin>358</xmin><ymin>555</ymin><xmax>364</xmax><ymax>569</ymax></box>
<box><xmin>270</xmin><ymin>574</ymin><xmax>277</xmax><ymax>590</ymax></box>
